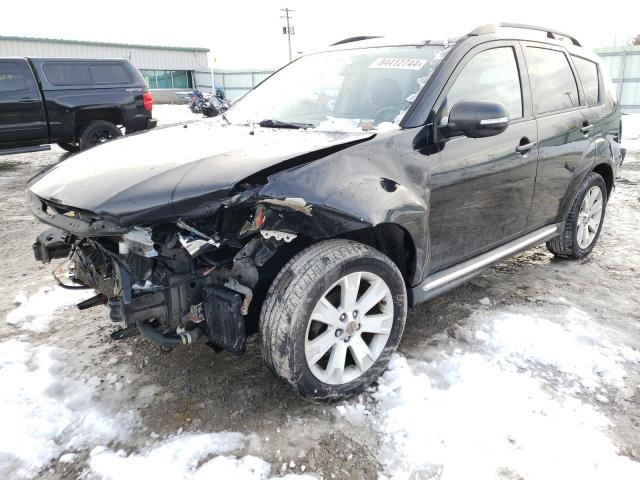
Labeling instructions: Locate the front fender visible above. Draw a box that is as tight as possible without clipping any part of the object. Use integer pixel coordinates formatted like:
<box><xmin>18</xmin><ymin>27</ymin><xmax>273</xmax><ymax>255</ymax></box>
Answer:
<box><xmin>254</xmin><ymin>135</ymin><xmax>430</xmax><ymax>284</ymax></box>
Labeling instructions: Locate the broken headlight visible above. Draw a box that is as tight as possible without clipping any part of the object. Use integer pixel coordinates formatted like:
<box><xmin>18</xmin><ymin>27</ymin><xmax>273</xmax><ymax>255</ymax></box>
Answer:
<box><xmin>119</xmin><ymin>227</ymin><xmax>158</xmax><ymax>258</ymax></box>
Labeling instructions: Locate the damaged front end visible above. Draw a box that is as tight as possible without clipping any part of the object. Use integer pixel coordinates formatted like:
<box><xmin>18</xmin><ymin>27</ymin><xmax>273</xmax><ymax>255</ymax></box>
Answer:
<box><xmin>29</xmin><ymin>189</ymin><xmax>300</xmax><ymax>355</ymax></box>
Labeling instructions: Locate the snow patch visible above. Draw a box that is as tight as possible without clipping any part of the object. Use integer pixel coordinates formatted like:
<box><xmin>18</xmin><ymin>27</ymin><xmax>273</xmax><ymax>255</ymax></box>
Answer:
<box><xmin>89</xmin><ymin>432</ymin><xmax>317</xmax><ymax>480</ymax></box>
<box><xmin>6</xmin><ymin>285</ymin><xmax>94</xmax><ymax>332</ymax></box>
<box><xmin>0</xmin><ymin>339</ymin><xmax>138</xmax><ymax>479</ymax></box>
<box><xmin>365</xmin><ymin>305</ymin><xmax>640</xmax><ymax>480</ymax></box>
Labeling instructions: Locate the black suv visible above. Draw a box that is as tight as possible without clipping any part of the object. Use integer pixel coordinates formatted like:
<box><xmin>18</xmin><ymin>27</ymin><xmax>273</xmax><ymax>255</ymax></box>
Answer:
<box><xmin>27</xmin><ymin>23</ymin><xmax>622</xmax><ymax>400</ymax></box>
<box><xmin>0</xmin><ymin>58</ymin><xmax>156</xmax><ymax>154</ymax></box>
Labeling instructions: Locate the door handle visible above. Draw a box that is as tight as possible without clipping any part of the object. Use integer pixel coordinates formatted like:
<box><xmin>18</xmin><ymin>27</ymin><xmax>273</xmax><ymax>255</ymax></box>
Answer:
<box><xmin>19</xmin><ymin>98</ymin><xmax>38</xmax><ymax>103</ymax></box>
<box><xmin>516</xmin><ymin>141</ymin><xmax>536</xmax><ymax>153</ymax></box>
<box><xmin>580</xmin><ymin>124</ymin><xmax>593</xmax><ymax>134</ymax></box>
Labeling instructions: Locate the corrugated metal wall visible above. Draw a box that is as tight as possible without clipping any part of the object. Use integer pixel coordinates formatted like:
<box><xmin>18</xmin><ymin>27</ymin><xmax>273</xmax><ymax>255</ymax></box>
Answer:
<box><xmin>214</xmin><ymin>69</ymin><xmax>275</xmax><ymax>101</ymax></box>
<box><xmin>596</xmin><ymin>45</ymin><xmax>640</xmax><ymax>113</ymax></box>
<box><xmin>0</xmin><ymin>37</ymin><xmax>210</xmax><ymax>103</ymax></box>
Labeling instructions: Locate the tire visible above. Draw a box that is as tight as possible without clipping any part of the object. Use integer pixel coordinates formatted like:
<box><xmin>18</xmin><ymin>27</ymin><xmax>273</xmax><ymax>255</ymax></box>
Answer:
<box><xmin>260</xmin><ymin>239</ymin><xmax>407</xmax><ymax>400</ymax></box>
<box><xmin>547</xmin><ymin>172</ymin><xmax>608</xmax><ymax>259</ymax></box>
<box><xmin>78</xmin><ymin>121</ymin><xmax>122</xmax><ymax>150</ymax></box>
<box><xmin>57</xmin><ymin>142</ymin><xmax>80</xmax><ymax>153</ymax></box>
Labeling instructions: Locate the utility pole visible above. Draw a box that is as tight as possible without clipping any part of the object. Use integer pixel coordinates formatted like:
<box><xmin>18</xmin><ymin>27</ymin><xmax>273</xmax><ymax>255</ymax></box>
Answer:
<box><xmin>280</xmin><ymin>7</ymin><xmax>294</xmax><ymax>62</ymax></box>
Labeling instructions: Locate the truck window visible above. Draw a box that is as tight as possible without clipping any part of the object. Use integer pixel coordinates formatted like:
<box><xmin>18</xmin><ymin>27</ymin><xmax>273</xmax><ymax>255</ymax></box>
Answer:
<box><xmin>525</xmin><ymin>47</ymin><xmax>579</xmax><ymax>114</ymax></box>
<box><xmin>43</xmin><ymin>63</ymin><xmax>92</xmax><ymax>86</ymax></box>
<box><xmin>445</xmin><ymin>47</ymin><xmax>523</xmax><ymax>120</ymax></box>
<box><xmin>89</xmin><ymin>64</ymin><xmax>132</xmax><ymax>84</ymax></box>
<box><xmin>0</xmin><ymin>61</ymin><xmax>27</xmax><ymax>92</ymax></box>
<box><xmin>572</xmin><ymin>56</ymin><xmax>600</xmax><ymax>105</ymax></box>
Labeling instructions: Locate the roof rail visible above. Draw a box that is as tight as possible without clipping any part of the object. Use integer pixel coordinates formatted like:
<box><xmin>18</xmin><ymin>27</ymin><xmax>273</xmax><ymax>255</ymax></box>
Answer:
<box><xmin>330</xmin><ymin>36</ymin><xmax>382</xmax><ymax>46</ymax></box>
<box><xmin>469</xmin><ymin>22</ymin><xmax>581</xmax><ymax>47</ymax></box>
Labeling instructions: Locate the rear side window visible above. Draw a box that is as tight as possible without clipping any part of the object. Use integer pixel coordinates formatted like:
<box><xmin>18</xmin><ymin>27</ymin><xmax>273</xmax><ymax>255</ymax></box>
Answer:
<box><xmin>526</xmin><ymin>47</ymin><xmax>579</xmax><ymax>114</ymax></box>
<box><xmin>88</xmin><ymin>64</ymin><xmax>131</xmax><ymax>83</ymax></box>
<box><xmin>446</xmin><ymin>47</ymin><xmax>523</xmax><ymax>119</ymax></box>
<box><xmin>0</xmin><ymin>62</ymin><xmax>27</xmax><ymax>92</ymax></box>
<box><xmin>43</xmin><ymin>62</ymin><xmax>132</xmax><ymax>86</ymax></box>
<box><xmin>572</xmin><ymin>56</ymin><xmax>600</xmax><ymax>105</ymax></box>
<box><xmin>43</xmin><ymin>63</ymin><xmax>91</xmax><ymax>86</ymax></box>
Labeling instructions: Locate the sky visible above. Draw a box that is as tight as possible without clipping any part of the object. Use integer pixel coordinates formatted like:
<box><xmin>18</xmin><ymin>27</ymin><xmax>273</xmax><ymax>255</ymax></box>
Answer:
<box><xmin>2</xmin><ymin>0</ymin><xmax>639</xmax><ymax>69</ymax></box>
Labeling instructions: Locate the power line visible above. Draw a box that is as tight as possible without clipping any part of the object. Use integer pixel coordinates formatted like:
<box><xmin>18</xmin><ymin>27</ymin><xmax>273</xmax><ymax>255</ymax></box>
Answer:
<box><xmin>280</xmin><ymin>7</ymin><xmax>295</xmax><ymax>62</ymax></box>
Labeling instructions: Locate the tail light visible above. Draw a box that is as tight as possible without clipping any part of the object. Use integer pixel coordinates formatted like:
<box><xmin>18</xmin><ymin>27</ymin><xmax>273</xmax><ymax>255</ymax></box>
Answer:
<box><xmin>143</xmin><ymin>91</ymin><xmax>153</xmax><ymax>111</ymax></box>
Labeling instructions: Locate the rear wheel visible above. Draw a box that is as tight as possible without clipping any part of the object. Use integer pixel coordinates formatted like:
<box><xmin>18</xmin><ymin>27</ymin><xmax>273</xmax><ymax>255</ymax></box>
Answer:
<box><xmin>57</xmin><ymin>142</ymin><xmax>80</xmax><ymax>153</ymax></box>
<box><xmin>547</xmin><ymin>172</ymin><xmax>607</xmax><ymax>259</ymax></box>
<box><xmin>78</xmin><ymin>121</ymin><xmax>122</xmax><ymax>150</ymax></box>
<box><xmin>260</xmin><ymin>239</ymin><xmax>407</xmax><ymax>400</ymax></box>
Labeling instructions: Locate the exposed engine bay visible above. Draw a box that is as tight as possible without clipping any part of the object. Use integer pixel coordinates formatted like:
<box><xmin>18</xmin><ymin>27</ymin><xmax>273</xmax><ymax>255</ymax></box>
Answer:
<box><xmin>31</xmin><ymin>196</ymin><xmax>298</xmax><ymax>354</ymax></box>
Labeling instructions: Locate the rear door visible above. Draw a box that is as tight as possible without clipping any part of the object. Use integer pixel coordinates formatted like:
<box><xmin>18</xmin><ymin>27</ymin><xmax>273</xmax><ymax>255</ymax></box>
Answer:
<box><xmin>427</xmin><ymin>41</ymin><xmax>538</xmax><ymax>272</ymax></box>
<box><xmin>0</xmin><ymin>59</ymin><xmax>47</xmax><ymax>146</ymax></box>
<box><xmin>523</xmin><ymin>43</ymin><xmax>594</xmax><ymax>229</ymax></box>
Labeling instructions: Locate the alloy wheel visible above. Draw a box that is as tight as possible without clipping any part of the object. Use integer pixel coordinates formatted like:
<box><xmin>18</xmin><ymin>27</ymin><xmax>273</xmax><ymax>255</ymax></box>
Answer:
<box><xmin>304</xmin><ymin>271</ymin><xmax>393</xmax><ymax>385</ymax></box>
<box><xmin>576</xmin><ymin>185</ymin><xmax>604</xmax><ymax>249</ymax></box>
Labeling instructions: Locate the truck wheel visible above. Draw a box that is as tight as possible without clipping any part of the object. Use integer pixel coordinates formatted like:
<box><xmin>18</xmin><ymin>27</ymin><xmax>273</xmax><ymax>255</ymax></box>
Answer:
<box><xmin>57</xmin><ymin>142</ymin><xmax>80</xmax><ymax>153</ymax></box>
<box><xmin>260</xmin><ymin>239</ymin><xmax>407</xmax><ymax>400</ymax></box>
<box><xmin>547</xmin><ymin>172</ymin><xmax>608</xmax><ymax>259</ymax></box>
<box><xmin>78</xmin><ymin>121</ymin><xmax>122</xmax><ymax>150</ymax></box>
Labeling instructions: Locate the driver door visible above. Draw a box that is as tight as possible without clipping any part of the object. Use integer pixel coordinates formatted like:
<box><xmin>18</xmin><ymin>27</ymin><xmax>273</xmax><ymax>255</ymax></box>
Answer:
<box><xmin>426</xmin><ymin>41</ymin><xmax>539</xmax><ymax>272</ymax></box>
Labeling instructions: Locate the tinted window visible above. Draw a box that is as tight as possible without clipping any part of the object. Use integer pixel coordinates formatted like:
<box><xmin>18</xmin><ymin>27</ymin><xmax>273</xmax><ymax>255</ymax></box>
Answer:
<box><xmin>0</xmin><ymin>62</ymin><xmax>27</xmax><ymax>92</ymax></box>
<box><xmin>446</xmin><ymin>47</ymin><xmax>523</xmax><ymax>119</ymax></box>
<box><xmin>89</xmin><ymin>64</ymin><xmax>131</xmax><ymax>83</ymax></box>
<box><xmin>526</xmin><ymin>47</ymin><xmax>579</xmax><ymax>114</ymax></box>
<box><xmin>43</xmin><ymin>63</ymin><xmax>92</xmax><ymax>86</ymax></box>
<box><xmin>572</xmin><ymin>56</ymin><xmax>600</xmax><ymax>105</ymax></box>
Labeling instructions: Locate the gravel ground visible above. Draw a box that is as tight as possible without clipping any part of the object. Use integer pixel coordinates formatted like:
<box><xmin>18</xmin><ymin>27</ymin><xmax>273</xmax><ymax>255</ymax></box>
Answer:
<box><xmin>0</xmin><ymin>119</ymin><xmax>639</xmax><ymax>479</ymax></box>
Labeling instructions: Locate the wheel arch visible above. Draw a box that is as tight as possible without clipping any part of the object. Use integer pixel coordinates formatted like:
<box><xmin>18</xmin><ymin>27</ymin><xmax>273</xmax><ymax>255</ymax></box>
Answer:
<box><xmin>592</xmin><ymin>162</ymin><xmax>614</xmax><ymax>196</ymax></box>
<box><xmin>558</xmin><ymin>156</ymin><xmax>614</xmax><ymax>222</ymax></box>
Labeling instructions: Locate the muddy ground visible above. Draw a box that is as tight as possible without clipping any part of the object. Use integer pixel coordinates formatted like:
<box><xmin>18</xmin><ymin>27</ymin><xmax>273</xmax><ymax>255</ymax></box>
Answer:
<box><xmin>1</xmin><ymin>141</ymin><xmax>639</xmax><ymax>479</ymax></box>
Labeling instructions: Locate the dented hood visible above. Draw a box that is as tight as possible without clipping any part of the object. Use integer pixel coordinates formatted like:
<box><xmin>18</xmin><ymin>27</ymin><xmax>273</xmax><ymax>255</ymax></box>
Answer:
<box><xmin>28</xmin><ymin>121</ymin><xmax>373</xmax><ymax>225</ymax></box>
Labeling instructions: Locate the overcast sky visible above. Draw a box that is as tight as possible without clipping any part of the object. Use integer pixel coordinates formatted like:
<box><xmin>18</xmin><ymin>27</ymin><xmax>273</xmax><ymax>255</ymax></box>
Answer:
<box><xmin>3</xmin><ymin>0</ymin><xmax>639</xmax><ymax>69</ymax></box>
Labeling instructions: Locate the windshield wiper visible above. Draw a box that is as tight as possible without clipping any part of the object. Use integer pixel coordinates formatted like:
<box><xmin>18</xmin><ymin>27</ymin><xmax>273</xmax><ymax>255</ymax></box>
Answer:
<box><xmin>258</xmin><ymin>119</ymin><xmax>314</xmax><ymax>129</ymax></box>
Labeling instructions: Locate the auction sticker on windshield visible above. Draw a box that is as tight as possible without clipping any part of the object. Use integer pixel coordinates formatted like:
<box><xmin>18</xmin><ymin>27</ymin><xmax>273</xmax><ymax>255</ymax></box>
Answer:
<box><xmin>369</xmin><ymin>58</ymin><xmax>427</xmax><ymax>70</ymax></box>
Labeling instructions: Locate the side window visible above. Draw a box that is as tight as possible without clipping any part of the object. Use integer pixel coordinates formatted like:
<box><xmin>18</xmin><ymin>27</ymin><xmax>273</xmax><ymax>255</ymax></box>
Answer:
<box><xmin>43</xmin><ymin>63</ymin><xmax>92</xmax><ymax>86</ymax></box>
<box><xmin>572</xmin><ymin>56</ymin><xmax>600</xmax><ymax>105</ymax></box>
<box><xmin>446</xmin><ymin>47</ymin><xmax>523</xmax><ymax>120</ymax></box>
<box><xmin>526</xmin><ymin>47</ymin><xmax>579</xmax><ymax>114</ymax></box>
<box><xmin>0</xmin><ymin>62</ymin><xmax>27</xmax><ymax>92</ymax></box>
<box><xmin>89</xmin><ymin>64</ymin><xmax>132</xmax><ymax>84</ymax></box>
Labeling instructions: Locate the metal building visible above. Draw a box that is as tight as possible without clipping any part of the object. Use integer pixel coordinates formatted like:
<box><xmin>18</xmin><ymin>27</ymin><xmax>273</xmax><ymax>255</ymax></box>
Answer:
<box><xmin>0</xmin><ymin>35</ymin><xmax>211</xmax><ymax>103</ymax></box>
<box><xmin>214</xmin><ymin>69</ymin><xmax>275</xmax><ymax>101</ymax></box>
<box><xmin>596</xmin><ymin>45</ymin><xmax>640</xmax><ymax>113</ymax></box>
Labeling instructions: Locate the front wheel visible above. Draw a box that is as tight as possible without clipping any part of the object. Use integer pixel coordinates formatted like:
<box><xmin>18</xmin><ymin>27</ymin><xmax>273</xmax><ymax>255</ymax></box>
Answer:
<box><xmin>547</xmin><ymin>172</ymin><xmax>608</xmax><ymax>259</ymax></box>
<box><xmin>260</xmin><ymin>239</ymin><xmax>407</xmax><ymax>400</ymax></box>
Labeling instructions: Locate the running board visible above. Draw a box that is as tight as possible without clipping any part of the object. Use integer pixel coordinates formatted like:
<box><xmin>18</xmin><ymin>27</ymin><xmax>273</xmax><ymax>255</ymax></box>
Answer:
<box><xmin>0</xmin><ymin>145</ymin><xmax>51</xmax><ymax>156</ymax></box>
<box><xmin>411</xmin><ymin>224</ymin><xmax>561</xmax><ymax>306</ymax></box>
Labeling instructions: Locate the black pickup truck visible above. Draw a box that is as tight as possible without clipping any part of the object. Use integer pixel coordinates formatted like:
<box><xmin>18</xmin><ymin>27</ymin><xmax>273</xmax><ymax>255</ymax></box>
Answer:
<box><xmin>0</xmin><ymin>58</ymin><xmax>156</xmax><ymax>155</ymax></box>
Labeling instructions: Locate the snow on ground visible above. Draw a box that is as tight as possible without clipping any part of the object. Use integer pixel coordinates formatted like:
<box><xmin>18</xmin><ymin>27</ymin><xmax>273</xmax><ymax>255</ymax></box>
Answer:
<box><xmin>153</xmin><ymin>104</ymin><xmax>201</xmax><ymax>127</ymax></box>
<box><xmin>6</xmin><ymin>285</ymin><xmax>94</xmax><ymax>332</ymax></box>
<box><xmin>1</xmin><ymin>288</ymin><xmax>315</xmax><ymax>479</ymax></box>
<box><xmin>360</xmin><ymin>303</ymin><xmax>640</xmax><ymax>480</ymax></box>
<box><xmin>0</xmin><ymin>338</ymin><xmax>138</xmax><ymax>479</ymax></box>
<box><xmin>622</xmin><ymin>113</ymin><xmax>640</xmax><ymax>150</ymax></box>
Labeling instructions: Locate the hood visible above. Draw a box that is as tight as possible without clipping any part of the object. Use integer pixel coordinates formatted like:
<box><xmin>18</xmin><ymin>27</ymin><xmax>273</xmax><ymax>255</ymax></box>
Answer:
<box><xmin>29</xmin><ymin>121</ymin><xmax>374</xmax><ymax>225</ymax></box>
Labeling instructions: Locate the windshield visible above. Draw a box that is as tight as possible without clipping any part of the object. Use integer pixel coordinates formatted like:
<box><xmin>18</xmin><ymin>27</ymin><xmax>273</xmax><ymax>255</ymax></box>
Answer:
<box><xmin>225</xmin><ymin>45</ymin><xmax>449</xmax><ymax>132</ymax></box>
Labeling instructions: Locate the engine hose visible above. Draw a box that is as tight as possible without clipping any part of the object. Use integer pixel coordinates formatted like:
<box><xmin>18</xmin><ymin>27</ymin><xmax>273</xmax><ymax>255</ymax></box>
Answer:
<box><xmin>136</xmin><ymin>320</ymin><xmax>205</xmax><ymax>348</ymax></box>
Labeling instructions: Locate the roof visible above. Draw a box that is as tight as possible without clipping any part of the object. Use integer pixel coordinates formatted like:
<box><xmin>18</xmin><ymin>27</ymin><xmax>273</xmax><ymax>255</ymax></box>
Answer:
<box><xmin>0</xmin><ymin>35</ymin><xmax>209</xmax><ymax>53</ymax></box>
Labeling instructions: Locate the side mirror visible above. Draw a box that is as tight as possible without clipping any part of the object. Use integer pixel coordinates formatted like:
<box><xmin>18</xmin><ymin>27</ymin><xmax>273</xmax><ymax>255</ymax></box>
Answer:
<box><xmin>444</xmin><ymin>100</ymin><xmax>509</xmax><ymax>138</ymax></box>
